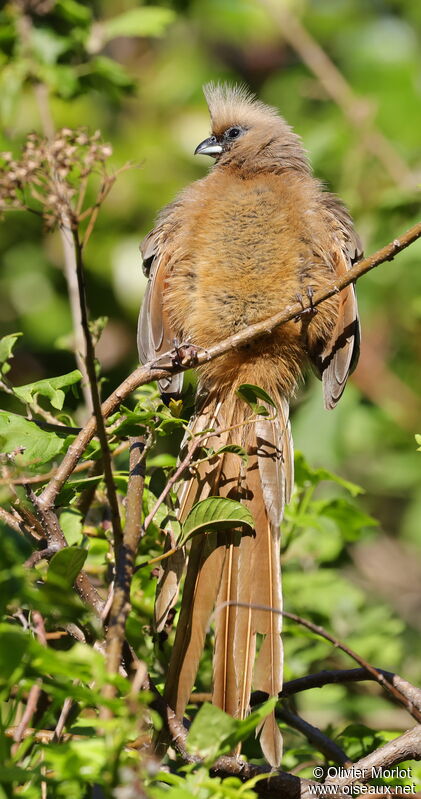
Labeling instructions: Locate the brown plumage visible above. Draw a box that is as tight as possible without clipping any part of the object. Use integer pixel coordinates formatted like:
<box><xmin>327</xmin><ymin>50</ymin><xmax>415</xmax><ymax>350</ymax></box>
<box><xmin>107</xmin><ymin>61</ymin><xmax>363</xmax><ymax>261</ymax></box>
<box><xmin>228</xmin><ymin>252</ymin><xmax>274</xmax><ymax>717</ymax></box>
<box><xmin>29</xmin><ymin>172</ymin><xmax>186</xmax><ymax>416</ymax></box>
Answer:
<box><xmin>138</xmin><ymin>83</ymin><xmax>361</xmax><ymax>766</ymax></box>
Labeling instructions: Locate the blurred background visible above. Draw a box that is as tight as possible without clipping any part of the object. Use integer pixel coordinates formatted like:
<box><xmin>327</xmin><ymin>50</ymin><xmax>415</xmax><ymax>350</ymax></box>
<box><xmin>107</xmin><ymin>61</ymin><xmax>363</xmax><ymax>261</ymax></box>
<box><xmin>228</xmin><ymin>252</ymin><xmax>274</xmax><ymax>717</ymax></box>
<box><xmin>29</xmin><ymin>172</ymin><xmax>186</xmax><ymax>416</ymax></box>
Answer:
<box><xmin>0</xmin><ymin>0</ymin><xmax>420</xmax><ymax>738</ymax></box>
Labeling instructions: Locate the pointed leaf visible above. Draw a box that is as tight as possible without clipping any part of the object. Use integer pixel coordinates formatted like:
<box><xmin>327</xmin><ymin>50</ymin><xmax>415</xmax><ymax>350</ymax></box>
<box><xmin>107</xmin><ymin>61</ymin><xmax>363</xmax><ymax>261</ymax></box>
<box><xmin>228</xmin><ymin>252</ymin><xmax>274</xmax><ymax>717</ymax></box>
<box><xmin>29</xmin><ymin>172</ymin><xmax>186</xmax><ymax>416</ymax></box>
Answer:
<box><xmin>102</xmin><ymin>8</ymin><xmax>175</xmax><ymax>42</ymax></box>
<box><xmin>294</xmin><ymin>451</ymin><xmax>363</xmax><ymax>496</ymax></box>
<box><xmin>236</xmin><ymin>383</ymin><xmax>276</xmax><ymax>415</ymax></box>
<box><xmin>0</xmin><ymin>332</ymin><xmax>22</xmax><ymax>376</ymax></box>
<box><xmin>13</xmin><ymin>370</ymin><xmax>82</xmax><ymax>411</ymax></box>
<box><xmin>179</xmin><ymin>497</ymin><xmax>254</xmax><ymax>546</ymax></box>
<box><xmin>187</xmin><ymin>698</ymin><xmax>277</xmax><ymax>761</ymax></box>
<box><xmin>214</xmin><ymin>443</ymin><xmax>249</xmax><ymax>464</ymax></box>
<box><xmin>0</xmin><ymin>412</ymin><xmax>65</xmax><ymax>465</ymax></box>
<box><xmin>47</xmin><ymin>547</ymin><xmax>87</xmax><ymax>587</ymax></box>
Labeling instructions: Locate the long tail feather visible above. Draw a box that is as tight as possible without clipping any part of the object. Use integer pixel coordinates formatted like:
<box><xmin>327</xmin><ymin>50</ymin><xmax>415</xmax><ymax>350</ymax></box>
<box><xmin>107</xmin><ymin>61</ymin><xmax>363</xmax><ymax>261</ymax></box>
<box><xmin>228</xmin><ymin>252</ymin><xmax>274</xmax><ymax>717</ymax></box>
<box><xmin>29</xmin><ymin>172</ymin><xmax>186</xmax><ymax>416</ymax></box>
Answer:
<box><xmin>160</xmin><ymin>391</ymin><xmax>293</xmax><ymax>767</ymax></box>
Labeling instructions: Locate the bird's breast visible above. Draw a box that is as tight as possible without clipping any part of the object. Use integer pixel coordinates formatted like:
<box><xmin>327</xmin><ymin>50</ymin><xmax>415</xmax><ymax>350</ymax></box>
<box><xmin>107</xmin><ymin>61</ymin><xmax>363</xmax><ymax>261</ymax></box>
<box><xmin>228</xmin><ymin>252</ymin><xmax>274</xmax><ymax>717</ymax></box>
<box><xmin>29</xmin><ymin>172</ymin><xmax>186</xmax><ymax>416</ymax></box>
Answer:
<box><xmin>167</xmin><ymin>177</ymin><xmax>311</xmax><ymax>341</ymax></box>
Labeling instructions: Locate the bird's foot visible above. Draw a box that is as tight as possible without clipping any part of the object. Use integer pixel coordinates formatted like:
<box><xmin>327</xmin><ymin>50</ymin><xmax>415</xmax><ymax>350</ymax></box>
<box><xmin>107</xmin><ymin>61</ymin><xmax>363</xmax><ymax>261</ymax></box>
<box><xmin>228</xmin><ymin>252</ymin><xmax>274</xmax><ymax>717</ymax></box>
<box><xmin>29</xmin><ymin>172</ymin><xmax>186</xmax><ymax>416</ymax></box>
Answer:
<box><xmin>171</xmin><ymin>339</ymin><xmax>206</xmax><ymax>368</ymax></box>
<box><xmin>294</xmin><ymin>286</ymin><xmax>318</xmax><ymax>322</ymax></box>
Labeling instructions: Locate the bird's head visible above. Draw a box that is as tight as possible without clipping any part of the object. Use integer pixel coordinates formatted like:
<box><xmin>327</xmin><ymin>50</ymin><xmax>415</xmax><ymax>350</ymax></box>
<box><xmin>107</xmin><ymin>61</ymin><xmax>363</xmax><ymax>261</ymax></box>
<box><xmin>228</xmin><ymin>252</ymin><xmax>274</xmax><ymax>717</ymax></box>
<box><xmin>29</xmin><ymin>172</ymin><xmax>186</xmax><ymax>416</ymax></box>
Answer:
<box><xmin>194</xmin><ymin>83</ymin><xmax>310</xmax><ymax>174</ymax></box>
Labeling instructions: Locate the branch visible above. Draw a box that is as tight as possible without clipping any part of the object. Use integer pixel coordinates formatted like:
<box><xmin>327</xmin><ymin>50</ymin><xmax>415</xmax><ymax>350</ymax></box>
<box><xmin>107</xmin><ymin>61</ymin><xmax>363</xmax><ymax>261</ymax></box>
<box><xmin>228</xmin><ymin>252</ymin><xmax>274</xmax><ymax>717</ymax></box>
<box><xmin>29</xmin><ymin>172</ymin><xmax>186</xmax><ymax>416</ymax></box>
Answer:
<box><xmin>281</xmin><ymin>611</ymin><xmax>421</xmax><ymax>724</ymax></box>
<box><xmin>32</xmin><ymin>60</ymin><xmax>93</xmax><ymax>411</ymax></box>
<box><xmin>0</xmin><ymin>506</ymin><xmax>24</xmax><ymax>534</ymax></box>
<box><xmin>325</xmin><ymin>727</ymin><xmax>421</xmax><ymax>786</ymax></box>
<box><xmin>277</xmin><ymin>704</ymin><xmax>351</xmax><ymax>766</ymax></box>
<box><xmin>59</xmin><ymin>221</ymin><xmax>93</xmax><ymax>411</ymax></box>
<box><xmin>104</xmin><ymin>435</ymin><xmax>150</xmax><ymax>694</ymax></box>
<box><xmin>12</xmin><ymin>611</ymin><xmax>46</xmax><ymax>748</ymax></box>
<box><xmin>142</xmin><ymin>431</ymin><xmax>206</xmax><ymax>532</ymax></box>
<box><xmin>272</xmin><ymin>668</ymin><xmax>421</xmax><ymax>711</ymax></box>
<box><xmin>24</xmin><ymin>487</ymin><xmax>105</xmax><ymax>617</ymax></box>
<box><xmin>146</xmin><ymin>673</ymin><xmax>420</xmax><ymax>799</ymax></box>
<box><xmin>70</xmin><ymin>226</ymin><xmax>123</xmax><ymax>556</ymax></box>
<box><xmin>37</xmin><ymin>220</ymin><xmax>421</xmax><ymax>512</ymax></box>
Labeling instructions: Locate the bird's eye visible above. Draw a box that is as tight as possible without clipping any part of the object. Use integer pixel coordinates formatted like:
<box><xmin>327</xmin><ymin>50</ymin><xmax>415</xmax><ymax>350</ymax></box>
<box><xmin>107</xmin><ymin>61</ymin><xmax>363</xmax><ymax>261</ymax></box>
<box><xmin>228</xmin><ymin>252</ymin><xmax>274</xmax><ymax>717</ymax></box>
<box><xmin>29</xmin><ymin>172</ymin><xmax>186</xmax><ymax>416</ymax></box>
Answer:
<box><xmin>227</xmin><ymin>127</ymin><xmax>241</xmax><ymax>139</ymax></box>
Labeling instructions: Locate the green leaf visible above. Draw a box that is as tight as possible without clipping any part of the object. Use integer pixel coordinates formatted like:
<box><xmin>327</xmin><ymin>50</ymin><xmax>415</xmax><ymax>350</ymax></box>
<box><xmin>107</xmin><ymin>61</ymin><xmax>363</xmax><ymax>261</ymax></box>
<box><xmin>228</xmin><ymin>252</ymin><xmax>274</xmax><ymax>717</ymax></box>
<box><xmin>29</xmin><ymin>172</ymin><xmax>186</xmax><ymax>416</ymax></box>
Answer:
<box><xmin>415</xmin><ymin>433</ymin><xmax>421</xmax><ymax>451</ymax></box>
<box><xmin>179</xmin><ymin>497</ymin><xmax>254</xmax><ymax>546</ymax></box>
<box><xmin>13</xmin><ymin>369</ymin><xmax>81</xmax><ymax>410</ymax></box>
<box><xmin>214</xmin><ymin>443</ymin><xmax>249</xmax><ymax>464</ymax></box>
<box><xmin>102</xmin><ymin>8</ymin><xmax>175</xmax><ymax>42</ymax></box>
<box><xmin>30</xmin><ymin>28</ymin><xmax>71</xmax><ymax>65</ymax></box>
<box><xmin>317</xmin><ymin>497</ymin><xmax>377</xmax><ymax>540</ymax></box>
<box><xmin>0</xmin><ymin>411</ymin><xmax>65</xmax><ymax>465</ymax></box>
<box><xmin>60</xmin><ymin>509</ymin><xmax>83</xmax><ymax>545</ymax></box>
<box><xmin>0</xmin><ymin>332</ymin><xmax>22</xmax><ymax>376</ymax></box>
<box><xmin>37</xmin><ymin>63</ymin><xmax>79</xmax><ymax>99</ymax></box>
<box><xmin>236</xmin><ymin>383</ymin><xmax>276</xmax><ymax>415</ymax></box>
<box><xmin>336</xmin><ymin>724</ymin><xmax>387</xmax><ymax>761</ymax></box>
<box><xmin>0</xmin><ymin>765</ymin><xmax>34</xmax><ymax>783</ymax></box>
<box><xmin>147</xmin><ymin>453</ymin><xmax>177</xmax><ymax>469</ymax></box>
<box><xmin>55</xmin><ymin>0</ymin><xmax>92</xmax><ymax>25</ymax></box>
<box><xmin>0</xmin><ymin>624</ymin><xmax>30</xmax><ymax>685</ymax></box>
<box><xmin>294</xmin><ymin>451</ymin><xmax>363</xmax><ymax>496</ymax></box>
<box><xmin>112</xmin><ymin>406</ymin><xmax>154</xmax><ymax>437</ymax></box>
<box><xmin>47</xmin><ymin>547</ymin><xmax>87</xmax><ymax>587</ymax></box>
<box><xmin>0</xmin><ymin>61</ymin><xmax>27</xmax><ymax>125</ymax></box>
<box><xmin>187</xmin><ymin>698</ymin><xmax>277</xmax><ymax>762</ymax></box>
<box><xmin>85</xmin><ymin>55</ymin><xmax>136</xmax><ymax>93</ymax></box>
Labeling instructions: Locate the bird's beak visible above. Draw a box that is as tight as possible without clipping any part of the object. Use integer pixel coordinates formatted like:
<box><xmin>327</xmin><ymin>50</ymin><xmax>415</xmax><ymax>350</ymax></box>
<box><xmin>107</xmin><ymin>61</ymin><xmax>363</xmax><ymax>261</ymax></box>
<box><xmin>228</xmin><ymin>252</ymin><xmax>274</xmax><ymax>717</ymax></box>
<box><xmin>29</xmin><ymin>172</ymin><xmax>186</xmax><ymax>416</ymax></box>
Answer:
<box><xmin>194</xmin><ymin>136</ymin><xmax>223</xmax><ymax>157</ymax></box>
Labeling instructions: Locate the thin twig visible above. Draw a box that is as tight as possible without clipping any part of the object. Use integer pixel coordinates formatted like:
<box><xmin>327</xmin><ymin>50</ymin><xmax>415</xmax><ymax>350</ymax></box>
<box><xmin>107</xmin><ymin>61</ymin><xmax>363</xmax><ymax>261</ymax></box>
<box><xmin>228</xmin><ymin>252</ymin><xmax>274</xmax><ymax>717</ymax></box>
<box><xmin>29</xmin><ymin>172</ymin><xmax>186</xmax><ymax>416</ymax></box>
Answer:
<box><xmin>32</xmin><ymin>74</ymin><xmax>93</xmax><ymax>411</ymax></box>
<box><xmin>12</xmin><ymin>684</ymin><xmax>42</xmax><ymax>748</ymax></box>
<box><xmin>104</xmin><ymin>435</ymin><xmax>150</xmax><ymax>699</ymax></box>
<box><xmin>143</xmin><ymin>674</ymin><xmax>419</xmax><ymax>799</ymax></box>
<box><xmin>53</xmin><ymin>696</ymin><xmax>74</xmax><ymax>742</ymax></box>
<box><xmin>142</xmin><ymin>433</ymin><xmax>204</xmax><ymax>532</ymax></box>
<box><xmin>0</xmin><ymin>440</ymin><xmax>130</xmax><ymax>487</ymax></box>
<box><xmin>22</xmin><ymin>487</ymin><xmax>105</xmax><ymax>617</ymax></box>
<box><xmin>277</xmin><ymin>704</ymin><xmax>351</xmax><ymax>766</ymax></box>
<box><xmin>71</xmin><ymin>225</ymin><xmax>123</xmax><ymax>556</ymax></box>
<box><xmin>12</xmin><ymin>611</ymin><xmax>46</xmax><ymax>747</ymax></box>
<box><xmin>219</xmin><ymin>601</ymin><xmax>421</xmax><ymax>724</ymax></box>
<box><xmin>281</xmin><ymin>610</ymin><xmax>421</xmax><ymax>724</ymax></box>
<box><xmin>324</xmin><ymin>727</ymin><xmax>421</xmax><ymax>786</ymax></box>
<box><xmin>0</xmin><ymin>506</ymin><xmax>24</xmax><ymax>534</ymax></box>
<box><xmin>250</xmin><ymin>667</ymin><xmax>421</xmax><ymax>711</ymax></box>
<box><xmin>37</xmin><ymin>220</ymin><xmax>421</xmax><ymax>512</ymax></box>
<box><xmin>75</xmin><ymin>456</ymin><xmax>104</xmax><ymax>518</ymax></box>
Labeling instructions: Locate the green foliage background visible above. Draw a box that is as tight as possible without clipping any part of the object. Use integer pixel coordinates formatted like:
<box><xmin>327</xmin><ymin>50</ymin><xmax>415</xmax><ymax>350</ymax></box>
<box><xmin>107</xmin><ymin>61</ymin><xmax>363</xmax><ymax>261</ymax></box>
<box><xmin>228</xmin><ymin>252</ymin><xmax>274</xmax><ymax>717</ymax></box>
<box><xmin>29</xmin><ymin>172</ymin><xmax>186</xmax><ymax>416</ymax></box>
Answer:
<box><xmin>0</xmin><ymin>0</ymin><xmax>420</xmax><ymax>796</ymax></box>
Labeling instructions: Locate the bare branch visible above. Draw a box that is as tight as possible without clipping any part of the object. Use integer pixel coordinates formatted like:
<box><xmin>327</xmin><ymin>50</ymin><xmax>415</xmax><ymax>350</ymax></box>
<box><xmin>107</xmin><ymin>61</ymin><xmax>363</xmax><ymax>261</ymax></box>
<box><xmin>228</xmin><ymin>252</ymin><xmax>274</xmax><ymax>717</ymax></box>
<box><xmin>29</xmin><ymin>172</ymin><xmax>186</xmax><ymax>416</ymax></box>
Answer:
<box><xmin>22</xmin><ymin>487</ymin><xmax>105</xmax><ymax>617</ymax></box>
<box><xmin>38</xmin><ymin>219</ymin><xmax>421</xmax><ymax>511</ymax></box>
<box><xmin>104</xmin><ymin>435</ymin><xmax>150</xmax><ymax>696</ymax></box>
<box><xmin>277</xmin><ymin>704</ymin><xmax>351</xmax><ymax>766</ymax></box>
<box><xmin>281</xmin><ymin>610</ymin><xmax>421</xmax><ymax>724</ymax></box>
<box><xmin>59</xmin><ymin>221</ymin><xmax>93</xmax><ymax>411</ymax></box>
<box><xmin>142</xmin><ymin>431</ymin><xmax>205</xmax><ymax>532</ymax></box>
<box><xmin>12</xmin><ymin>611</ymin><xmax>46</xmax><ymax>747</ymax></box>
<box><xmin>0</xmin><ymin>506</ymin><xmax>24</xmax><ymax>534</ymax></box>
<box><xmin>325</xmin><ymin>727</ymin><xmax>421</xmax><ymax>786</ymax></box>
<box><xmin>270</xmin><ymin>668</ymin><xmax>421</xmax><ymax>711</ymax></box>
<box><xmin>70</xmin><ymin>226</ymin><xmax>123</xmax><ymax>557</ymax></box>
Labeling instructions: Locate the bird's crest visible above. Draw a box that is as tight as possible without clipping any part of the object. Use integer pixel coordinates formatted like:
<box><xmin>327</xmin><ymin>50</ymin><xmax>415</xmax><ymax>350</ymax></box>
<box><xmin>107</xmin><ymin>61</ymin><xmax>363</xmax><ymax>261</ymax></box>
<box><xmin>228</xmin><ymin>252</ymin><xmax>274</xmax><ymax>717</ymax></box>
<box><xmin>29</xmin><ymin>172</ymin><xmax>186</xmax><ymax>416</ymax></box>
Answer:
<box><xmin>203</xmin><ymin>82</ymin><xmax>279</xmax><ymax>136</ymax></box>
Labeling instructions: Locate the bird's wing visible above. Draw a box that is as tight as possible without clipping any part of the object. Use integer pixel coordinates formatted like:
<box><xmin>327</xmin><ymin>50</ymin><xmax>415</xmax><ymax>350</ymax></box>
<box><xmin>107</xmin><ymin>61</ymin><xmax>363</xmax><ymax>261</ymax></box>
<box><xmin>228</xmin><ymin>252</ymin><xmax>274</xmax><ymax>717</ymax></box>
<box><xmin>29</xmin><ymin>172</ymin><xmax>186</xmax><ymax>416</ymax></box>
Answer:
<box><xmin>137</xmin><ymin>210</ymin><xmax>184</xmax><ymax>398</ymax></box>
<box><xmin>310</xmin><ymin>194</ymin><xmax>362</xmax><ymax>409</ymax></box>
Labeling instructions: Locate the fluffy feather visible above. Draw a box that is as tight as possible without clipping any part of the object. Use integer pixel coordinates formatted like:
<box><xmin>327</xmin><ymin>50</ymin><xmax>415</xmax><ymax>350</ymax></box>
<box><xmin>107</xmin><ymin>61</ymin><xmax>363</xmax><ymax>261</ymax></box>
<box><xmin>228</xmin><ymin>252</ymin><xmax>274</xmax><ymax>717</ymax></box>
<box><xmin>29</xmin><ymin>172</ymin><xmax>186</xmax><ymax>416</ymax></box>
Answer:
<box><xmin>138</xmin><ymin>83</ymin><xmax>361</xmax><ymax>767</ymax></box>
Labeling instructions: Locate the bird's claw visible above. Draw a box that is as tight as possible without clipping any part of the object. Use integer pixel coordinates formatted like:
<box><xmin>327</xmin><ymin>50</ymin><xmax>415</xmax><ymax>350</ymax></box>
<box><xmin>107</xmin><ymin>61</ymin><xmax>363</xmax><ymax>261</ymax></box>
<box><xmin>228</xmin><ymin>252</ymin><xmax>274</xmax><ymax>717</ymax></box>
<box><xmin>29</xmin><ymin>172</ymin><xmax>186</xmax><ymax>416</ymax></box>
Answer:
<box><xmin>294</xmin><ymin>286</ymin><xmax>318</xmax><ymax>322</ymax></box>
<box><xmin>171</xmin><ymin>339</ymin><xmax>205</xmax><ymax>368</ymax></box>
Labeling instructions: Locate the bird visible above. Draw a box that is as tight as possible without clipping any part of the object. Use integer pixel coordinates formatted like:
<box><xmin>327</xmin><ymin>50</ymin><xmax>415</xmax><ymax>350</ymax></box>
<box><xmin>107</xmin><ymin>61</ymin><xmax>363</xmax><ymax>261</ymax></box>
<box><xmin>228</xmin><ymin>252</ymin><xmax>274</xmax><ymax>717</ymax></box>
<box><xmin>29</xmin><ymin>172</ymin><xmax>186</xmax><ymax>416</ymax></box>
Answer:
<box><xmin>138</xmin><ymin>83</ymin><xmax>361</xmax><ymax>767</ymax></box>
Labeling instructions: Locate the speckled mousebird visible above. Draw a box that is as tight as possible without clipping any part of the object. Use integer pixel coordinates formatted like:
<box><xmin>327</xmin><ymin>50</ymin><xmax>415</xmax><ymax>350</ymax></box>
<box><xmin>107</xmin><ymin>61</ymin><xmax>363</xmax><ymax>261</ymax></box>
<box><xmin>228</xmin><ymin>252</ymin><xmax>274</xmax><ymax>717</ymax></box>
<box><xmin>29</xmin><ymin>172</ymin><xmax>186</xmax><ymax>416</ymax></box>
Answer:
<box><xmin>138</xmin><ymin>84</ymin><xmax>361</xmax><ymax>766</ymax></box>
